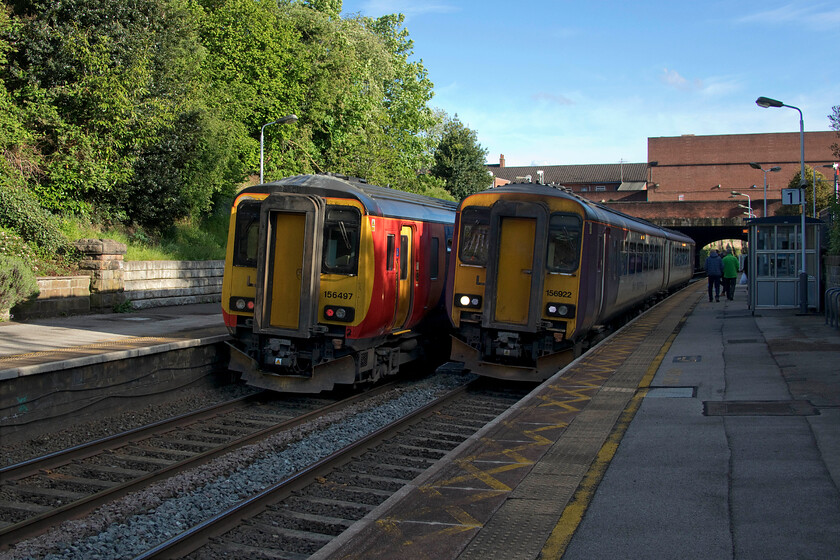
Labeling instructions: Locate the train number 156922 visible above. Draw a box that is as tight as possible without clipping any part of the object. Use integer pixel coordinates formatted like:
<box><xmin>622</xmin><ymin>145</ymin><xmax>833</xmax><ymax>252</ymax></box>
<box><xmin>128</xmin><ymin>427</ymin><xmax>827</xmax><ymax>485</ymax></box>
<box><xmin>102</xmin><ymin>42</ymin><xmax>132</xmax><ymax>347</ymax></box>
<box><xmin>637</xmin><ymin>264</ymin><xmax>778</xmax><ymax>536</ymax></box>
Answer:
<box><xmin>545</xmin><ymin>289</ymin><xmax>572</xmax><ymax>299</ymax></box>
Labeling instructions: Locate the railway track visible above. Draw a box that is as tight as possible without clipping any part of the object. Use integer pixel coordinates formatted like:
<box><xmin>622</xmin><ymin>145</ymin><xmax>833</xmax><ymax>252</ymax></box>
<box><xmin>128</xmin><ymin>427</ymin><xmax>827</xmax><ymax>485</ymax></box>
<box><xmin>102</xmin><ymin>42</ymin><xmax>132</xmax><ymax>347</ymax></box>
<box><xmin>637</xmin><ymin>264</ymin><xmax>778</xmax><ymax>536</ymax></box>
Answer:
<box><xmin>0</xmin><ymin>374</ymin><xmax>531</xmax><ymax>559</ymax></box>
<box><xmin>145</xmin><ymin>381</ymin><xmax>530</xmax><ymax>559</ymax></box>
<box><xmin>0</xmin><ymin>384</ymin><xmax>398</xmax><ymax>548</ymax></box>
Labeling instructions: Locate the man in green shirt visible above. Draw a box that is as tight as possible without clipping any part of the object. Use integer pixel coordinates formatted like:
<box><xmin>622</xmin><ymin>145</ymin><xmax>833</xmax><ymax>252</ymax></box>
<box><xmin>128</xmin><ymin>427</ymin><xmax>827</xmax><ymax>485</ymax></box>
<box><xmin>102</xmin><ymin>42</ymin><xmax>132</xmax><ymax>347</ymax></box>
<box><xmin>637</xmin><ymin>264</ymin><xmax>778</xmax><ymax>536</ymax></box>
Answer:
<box><xmin>722</xmin><ymin>250</ymin><xmax>739</xmax><ymax>301</ymax></box>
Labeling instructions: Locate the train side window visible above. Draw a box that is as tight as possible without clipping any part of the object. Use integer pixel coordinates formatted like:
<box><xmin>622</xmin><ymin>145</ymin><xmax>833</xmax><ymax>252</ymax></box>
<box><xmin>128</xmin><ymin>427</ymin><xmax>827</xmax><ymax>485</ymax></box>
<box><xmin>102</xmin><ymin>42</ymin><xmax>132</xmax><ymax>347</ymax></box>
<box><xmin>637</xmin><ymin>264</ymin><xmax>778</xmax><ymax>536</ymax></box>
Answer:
<box><xmin>400</xmin><ymin>235</ymin><xmax>409</xmax><ymax>279</ymax></box>
<box><xmin>386</xmin><ymin>234</ymin><xmax>395</xmax><ymax>271</ymax></box>
<box><xmin>430</xmin><ymin>237</ymin><xmax>440</xmax><ymax>279</ymax></box>
<box><xmin>233</xmin><ymin>200</ymin><xmax>261</xmax><ymax>267</ymax></box>
<box><xmin>459</xmin><ymin>206</ymin><xmax>490</xmax><ymax>265</ymax></box>
<box><xmin>546</xmin><ymin>214</ymin><xmax>582</xmax><ymax>273</ymax></box>
<box><xmin>322</xmin><ymin>206</ymin><xmax>361</xmax><ymax>275</ymax></box>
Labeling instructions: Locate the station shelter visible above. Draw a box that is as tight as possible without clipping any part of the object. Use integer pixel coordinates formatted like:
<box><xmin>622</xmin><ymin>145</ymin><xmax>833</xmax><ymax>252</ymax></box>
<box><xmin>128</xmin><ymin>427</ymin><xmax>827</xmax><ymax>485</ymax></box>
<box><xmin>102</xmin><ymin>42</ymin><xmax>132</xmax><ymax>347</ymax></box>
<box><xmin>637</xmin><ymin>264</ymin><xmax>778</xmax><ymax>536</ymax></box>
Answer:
<box><xmin>746</xmin><ymin>216</ymin><xmax>824</xmax><ymax>312</ymax></box>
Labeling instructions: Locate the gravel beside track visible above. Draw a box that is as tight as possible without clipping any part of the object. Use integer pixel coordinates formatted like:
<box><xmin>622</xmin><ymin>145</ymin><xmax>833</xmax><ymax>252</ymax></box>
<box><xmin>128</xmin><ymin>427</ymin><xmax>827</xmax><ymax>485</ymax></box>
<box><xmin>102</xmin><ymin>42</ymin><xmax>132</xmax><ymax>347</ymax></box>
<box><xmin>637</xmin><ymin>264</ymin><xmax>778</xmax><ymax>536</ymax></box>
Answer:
<box><xmin>1</xmin><ymin>371</ymin><xmax>474</xmax><ymax>560</ymax></box>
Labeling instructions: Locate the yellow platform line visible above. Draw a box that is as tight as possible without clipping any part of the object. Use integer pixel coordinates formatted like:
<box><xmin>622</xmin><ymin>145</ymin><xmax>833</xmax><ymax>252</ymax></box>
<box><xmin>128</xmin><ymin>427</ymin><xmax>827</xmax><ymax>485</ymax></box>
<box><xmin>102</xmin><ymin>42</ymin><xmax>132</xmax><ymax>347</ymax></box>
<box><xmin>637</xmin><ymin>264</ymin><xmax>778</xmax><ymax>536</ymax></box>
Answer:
<box><xmin>539</xmin><ymin>311</ymin><xmax>689</xmax><ymax>558</ymax></box>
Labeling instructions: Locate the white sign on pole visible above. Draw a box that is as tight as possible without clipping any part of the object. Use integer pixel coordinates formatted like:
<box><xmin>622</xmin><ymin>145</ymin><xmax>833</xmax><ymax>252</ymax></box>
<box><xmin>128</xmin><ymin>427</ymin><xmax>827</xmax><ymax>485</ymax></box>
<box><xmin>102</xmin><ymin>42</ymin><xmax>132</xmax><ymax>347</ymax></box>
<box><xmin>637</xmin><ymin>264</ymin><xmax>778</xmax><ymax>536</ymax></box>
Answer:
<box><xmin>781</xmin><ymin>188</ymin><xmax>803</xmax><ymax>205</ymax></box>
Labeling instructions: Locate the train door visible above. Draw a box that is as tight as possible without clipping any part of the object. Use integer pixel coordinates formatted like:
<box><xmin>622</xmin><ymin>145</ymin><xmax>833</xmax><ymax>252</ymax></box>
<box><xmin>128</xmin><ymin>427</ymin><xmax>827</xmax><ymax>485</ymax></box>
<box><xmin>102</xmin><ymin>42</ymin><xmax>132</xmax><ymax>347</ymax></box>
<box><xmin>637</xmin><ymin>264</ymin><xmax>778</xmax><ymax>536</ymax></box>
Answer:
<box><xmin>485</xmin><ymin>200</ymin><xmax>548</xmax><ymax>330</ymax></box>
<box><xmin>254</xmin><ymin>193</ymin><xmax>324</xmax><ymax>338</ymax></box>
<box><xmin>393</xmin><ymin>225</ymin><xmax>414</xmax><ymax>329</ymax></box>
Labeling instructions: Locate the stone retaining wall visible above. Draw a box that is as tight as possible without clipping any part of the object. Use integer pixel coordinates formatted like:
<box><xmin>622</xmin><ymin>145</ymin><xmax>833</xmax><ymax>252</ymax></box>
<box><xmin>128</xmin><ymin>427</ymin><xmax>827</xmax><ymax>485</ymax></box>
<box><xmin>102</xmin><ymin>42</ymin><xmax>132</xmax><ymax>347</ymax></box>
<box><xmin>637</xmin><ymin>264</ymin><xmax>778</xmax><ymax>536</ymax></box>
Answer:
<box><xmin>124</xmin><ymin>260</ymin><xmax>224</xmax><ymax>309</ymax></box>
<box><xmin>9</xmin><ymin>239</ymin><xmax>224</xmax><ymax>319</ymax></box>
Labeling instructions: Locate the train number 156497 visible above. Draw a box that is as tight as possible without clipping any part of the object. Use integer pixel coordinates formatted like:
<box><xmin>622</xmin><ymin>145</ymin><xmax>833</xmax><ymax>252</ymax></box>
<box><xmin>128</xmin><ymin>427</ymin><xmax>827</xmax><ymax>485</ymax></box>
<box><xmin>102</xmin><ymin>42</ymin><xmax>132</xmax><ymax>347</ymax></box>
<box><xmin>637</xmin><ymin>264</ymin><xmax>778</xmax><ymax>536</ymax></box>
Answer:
<box><xmin>324</xmin><ymin>291</ymin><xmax>353</xmax><ymax>300</ymax></box>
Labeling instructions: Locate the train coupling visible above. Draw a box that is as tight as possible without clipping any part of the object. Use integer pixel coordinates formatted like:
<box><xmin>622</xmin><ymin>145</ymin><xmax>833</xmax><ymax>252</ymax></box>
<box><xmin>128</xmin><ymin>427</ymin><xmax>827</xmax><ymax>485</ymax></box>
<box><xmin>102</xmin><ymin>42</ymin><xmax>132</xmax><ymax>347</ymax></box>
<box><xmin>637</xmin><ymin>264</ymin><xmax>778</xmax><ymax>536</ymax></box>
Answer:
<box><xmin>493</xmin><ymin>331</ymin><xmax>523</xmax><ymax>358</ymax></box>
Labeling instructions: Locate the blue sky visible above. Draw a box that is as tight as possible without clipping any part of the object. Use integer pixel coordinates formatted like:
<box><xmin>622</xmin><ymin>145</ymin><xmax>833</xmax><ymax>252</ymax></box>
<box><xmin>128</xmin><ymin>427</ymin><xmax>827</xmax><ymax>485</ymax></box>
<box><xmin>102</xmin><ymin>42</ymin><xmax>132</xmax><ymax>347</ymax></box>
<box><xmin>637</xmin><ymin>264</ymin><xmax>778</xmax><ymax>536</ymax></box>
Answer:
<box><xmin>340</xmin><ymin>1</ymin><xmax>840</xmax><ymax>166</ymax></box>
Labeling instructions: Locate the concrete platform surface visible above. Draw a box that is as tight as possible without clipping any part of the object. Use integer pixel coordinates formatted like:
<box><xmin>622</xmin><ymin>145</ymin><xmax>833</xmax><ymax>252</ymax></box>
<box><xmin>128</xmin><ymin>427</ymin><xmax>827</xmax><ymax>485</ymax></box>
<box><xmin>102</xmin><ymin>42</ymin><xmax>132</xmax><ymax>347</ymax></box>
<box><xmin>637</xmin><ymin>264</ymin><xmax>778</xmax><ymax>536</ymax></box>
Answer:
<box><xmin>312</xmin><ymin>283</ymin><xmax>840</xmax><ymax>560</ymax></box>
<box><xmin>0</xmin><ymin>303</ymin><xmax>227</xmax><ymax>379</ymax></box>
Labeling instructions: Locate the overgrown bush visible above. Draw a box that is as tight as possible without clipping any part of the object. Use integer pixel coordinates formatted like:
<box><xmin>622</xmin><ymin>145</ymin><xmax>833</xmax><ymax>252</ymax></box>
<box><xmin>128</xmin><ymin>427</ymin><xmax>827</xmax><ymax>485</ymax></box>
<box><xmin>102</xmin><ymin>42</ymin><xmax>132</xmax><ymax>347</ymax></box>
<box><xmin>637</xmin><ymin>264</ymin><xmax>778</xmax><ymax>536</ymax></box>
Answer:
<box><xmin>0</xmin><ymin>255</ymin><xmax>39</xmax><ymax>313</ymax></box>
<box><xmin>0</xmin><ymin>185</ymin><xmax>70</xmax><ymax>254</ymax></box>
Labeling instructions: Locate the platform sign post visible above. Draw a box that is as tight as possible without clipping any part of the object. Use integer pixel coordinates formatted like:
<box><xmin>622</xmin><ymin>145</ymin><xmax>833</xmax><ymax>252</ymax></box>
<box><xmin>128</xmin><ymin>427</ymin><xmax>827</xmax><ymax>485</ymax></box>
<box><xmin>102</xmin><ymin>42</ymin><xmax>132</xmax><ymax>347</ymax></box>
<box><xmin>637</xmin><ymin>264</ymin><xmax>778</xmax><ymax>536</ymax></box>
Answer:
<box><xmin>781</xmin><ymin>188</ymin><xmax>802</xmax><ymax>206</ymax></box>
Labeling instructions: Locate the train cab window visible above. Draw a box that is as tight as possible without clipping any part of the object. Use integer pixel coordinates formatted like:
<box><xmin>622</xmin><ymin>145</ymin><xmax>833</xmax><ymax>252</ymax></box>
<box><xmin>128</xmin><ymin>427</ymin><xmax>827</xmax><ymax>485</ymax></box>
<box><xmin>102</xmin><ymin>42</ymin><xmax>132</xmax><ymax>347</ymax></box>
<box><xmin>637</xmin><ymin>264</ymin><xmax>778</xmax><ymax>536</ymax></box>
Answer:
<box><xmin>233</xmin><ymin>200</ymin><xmax>261</xmax><ymax>267</ymax></box>
<box><xmin>546</xmin><ymin>214</ymin><xmax>582</xmax><ymax>273</ymax></box>
<box><xmin>386</xmin><ymin>234</ymin><xmax>395</xmax><ymax>271</ymax></box>
<box><xmin>322</xmin><ymin>206</ymin><xmax>360</xmax><ymax>275</ymax></box>
<box><xmin>459</xmin><ymin>206</ymin><xmax>490</xmax><ymax>265</ymax></box>
<box><xmin>400</xmin><ymin>235</ymin><xmax>409</xmax><ymax>279</ymax></box>
<box><xmin>430</xmin><ymin>237</ymin><xmax>440</xmax><ymax>279</ymax></box>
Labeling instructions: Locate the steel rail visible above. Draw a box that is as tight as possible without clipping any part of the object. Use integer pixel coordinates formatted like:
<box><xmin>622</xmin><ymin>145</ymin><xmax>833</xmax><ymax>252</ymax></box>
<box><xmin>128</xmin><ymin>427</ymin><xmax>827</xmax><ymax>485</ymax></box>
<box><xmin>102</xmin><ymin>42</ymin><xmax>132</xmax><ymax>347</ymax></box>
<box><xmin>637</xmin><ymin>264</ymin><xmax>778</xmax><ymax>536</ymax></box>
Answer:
<box><xmin>0</xmin><ymin>382</ymin><xmax>399</xmax><ymax>548</ymax></box>
<box><xmin>0</xmin><ymin>393</ymin><xmax>263</xmax><ymax>482</ymax></box>
<box><xmin>133</xmin><ymin>382</ymin><xmax>471</xmax><ymax>560</ymax></box>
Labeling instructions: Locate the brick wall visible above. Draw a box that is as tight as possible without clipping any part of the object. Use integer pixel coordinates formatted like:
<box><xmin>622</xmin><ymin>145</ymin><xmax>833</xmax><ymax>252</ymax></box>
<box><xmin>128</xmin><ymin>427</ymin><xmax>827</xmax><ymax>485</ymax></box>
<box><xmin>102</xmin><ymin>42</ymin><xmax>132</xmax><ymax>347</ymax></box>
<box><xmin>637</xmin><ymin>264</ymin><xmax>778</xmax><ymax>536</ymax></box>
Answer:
<box><xmin>648</xmin><ymin>131</ymin><xmax>838</xmax><ymax>212</ymax></box>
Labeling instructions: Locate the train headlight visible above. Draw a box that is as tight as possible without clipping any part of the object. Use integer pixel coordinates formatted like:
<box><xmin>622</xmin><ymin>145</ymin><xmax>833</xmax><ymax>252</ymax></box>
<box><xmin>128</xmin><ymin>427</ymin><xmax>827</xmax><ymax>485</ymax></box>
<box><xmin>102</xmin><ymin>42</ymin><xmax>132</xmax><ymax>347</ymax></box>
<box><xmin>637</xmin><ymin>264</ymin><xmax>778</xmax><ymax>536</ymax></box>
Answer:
<box><xmin>546</xmin><ymin>302</ymin><xmax>575</xmax><ymax>318</ymax></box>
<box><xmin>230</xmin><ymin>297</ymin><xmax>255</xmax><ymax>313</ymax></box>
<box><xmin>324</xmin><ymin>306</ymin><xmax>355</xmax><ymax>322</ymax></box>
<box><xmin>455</xmin><ymin>294</ymin><xmax>482</xmax><ymax>308</ymax></box>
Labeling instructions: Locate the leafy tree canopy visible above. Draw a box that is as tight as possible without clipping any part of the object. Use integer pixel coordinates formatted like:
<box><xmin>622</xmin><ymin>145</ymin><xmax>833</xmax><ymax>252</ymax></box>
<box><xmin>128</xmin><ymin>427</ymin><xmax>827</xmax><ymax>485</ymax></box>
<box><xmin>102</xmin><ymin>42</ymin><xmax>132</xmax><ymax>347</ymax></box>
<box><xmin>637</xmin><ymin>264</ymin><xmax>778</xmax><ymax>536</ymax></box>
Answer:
<box><xmin>430</xmin><ymin>115</ymin><xmax>490</xmax><ymax>200</ymax></box>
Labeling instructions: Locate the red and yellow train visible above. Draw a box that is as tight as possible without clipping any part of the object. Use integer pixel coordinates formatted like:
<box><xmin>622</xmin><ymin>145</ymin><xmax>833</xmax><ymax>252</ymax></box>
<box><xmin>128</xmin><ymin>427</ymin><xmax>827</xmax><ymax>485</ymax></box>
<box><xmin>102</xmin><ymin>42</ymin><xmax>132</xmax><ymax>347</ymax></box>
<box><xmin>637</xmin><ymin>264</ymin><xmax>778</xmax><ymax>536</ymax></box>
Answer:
<box><xmin>222</xmin><ymin>174</ymin><xmax>457</xmax><ymax>392</ymax></box>
<box><xmin>447</xmin><ymin>182</ymin><xmax>695</xmax><ymax>381</ymax></box>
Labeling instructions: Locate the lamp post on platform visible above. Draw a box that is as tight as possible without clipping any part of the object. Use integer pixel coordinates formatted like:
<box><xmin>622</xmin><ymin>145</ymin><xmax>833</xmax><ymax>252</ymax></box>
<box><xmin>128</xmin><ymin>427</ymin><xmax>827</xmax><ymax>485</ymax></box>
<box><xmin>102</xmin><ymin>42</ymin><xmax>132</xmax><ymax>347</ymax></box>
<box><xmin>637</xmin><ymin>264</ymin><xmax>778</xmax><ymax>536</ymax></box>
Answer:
<box><xmin>730</xmin><ymin>191</ymin><xmax>755</xmax><ymax>218</ymax></box>
<box><xmin>748</xmin><ymin>162</ymin><xmax>781</xmax><ymax>217</ymax></box>
<box><xmin>824</xmin><ymin>163</ymin><xmax>839</xmax><ymax>203</ymax></box>
<box><xmin>756</xmin><ymin>96</ymin><xmax>808</xmax><ymax>313</ymax></box>
<box><xmin>260</xmin><ymin>114</ymin><xmax>298</xmax><ymax>184</ymax></box>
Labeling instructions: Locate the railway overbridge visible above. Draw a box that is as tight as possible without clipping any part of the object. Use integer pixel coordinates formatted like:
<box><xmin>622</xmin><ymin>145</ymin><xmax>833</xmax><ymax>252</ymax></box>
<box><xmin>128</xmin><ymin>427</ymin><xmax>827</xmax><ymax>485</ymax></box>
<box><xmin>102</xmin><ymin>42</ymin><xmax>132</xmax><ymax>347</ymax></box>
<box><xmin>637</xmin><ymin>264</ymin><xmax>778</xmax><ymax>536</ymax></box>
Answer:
<box><xmin>603</xmin><ymin>200</ymin><xmax>757</xmax><ymax>249</ymax></box>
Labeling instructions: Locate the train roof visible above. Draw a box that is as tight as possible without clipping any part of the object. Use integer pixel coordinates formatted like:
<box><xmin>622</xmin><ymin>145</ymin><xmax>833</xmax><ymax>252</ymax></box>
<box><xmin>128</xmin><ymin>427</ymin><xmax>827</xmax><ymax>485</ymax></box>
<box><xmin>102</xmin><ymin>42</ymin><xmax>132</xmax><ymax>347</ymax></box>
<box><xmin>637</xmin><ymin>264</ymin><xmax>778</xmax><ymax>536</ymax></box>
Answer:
<box><xmin>240</xmin><ymin>174</ymin><xmax>458</xmax><ymax>224</ymax></box>
<box><xmin>469</xmin><ymin>183</ymin><xmax>695</xmax><ymax>245</ymax></box>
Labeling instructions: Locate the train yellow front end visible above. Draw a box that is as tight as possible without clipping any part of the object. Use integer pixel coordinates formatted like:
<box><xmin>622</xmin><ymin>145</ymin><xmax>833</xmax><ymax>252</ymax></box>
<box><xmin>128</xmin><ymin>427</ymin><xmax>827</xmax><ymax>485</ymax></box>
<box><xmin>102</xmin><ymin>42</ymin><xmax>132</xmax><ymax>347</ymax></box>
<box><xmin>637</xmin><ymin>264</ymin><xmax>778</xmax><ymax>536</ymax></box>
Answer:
<box><xmin>222</xmin><ymin>174</ymin><xmax>456</xmax><ymax>393</ymax></box>
<box><xmin>447</xmin><ymin>186</ymin><xmax>585</xmax><ymax>381</ymax></box>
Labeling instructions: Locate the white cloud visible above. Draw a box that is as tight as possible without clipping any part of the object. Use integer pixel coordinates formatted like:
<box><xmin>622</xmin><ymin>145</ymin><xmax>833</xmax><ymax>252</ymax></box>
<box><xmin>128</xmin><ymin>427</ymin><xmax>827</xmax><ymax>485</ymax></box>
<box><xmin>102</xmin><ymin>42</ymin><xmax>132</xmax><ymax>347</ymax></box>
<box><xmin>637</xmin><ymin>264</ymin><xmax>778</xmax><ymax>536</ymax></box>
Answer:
<box><xmin>355</xmin><ymin>0</ymin><xmax>458</xmax><ymax>18</ymax></box>
<box><xmin>661</xmin><ymin>68</ymin><xmax>704</xmax><ymax>92</ymax></box>
<box><xmin>531</xmin><ymin>92</ymin><xmax>575</xmax><ymax>106</ymax></box>
<box><xmin>737</xmin><ymin>2</ymin><xmax>840</xmax><ymax>30</ymax></box>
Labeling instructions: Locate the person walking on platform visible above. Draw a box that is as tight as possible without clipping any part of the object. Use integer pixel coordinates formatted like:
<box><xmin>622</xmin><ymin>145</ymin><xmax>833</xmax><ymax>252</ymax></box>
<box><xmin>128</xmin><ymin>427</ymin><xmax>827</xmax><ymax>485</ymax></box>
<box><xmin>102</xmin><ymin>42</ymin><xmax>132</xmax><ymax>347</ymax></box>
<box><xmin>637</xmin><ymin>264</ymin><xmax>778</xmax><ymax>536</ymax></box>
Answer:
<box><xmin>722</xmin><ymin>250</ymin><xmax>739</xmax><ymax>301</ymax></box>
<box><xmin>705</xmin><ymin>249</ymin><xmax>723</xmax><ymax>302</ymax></box>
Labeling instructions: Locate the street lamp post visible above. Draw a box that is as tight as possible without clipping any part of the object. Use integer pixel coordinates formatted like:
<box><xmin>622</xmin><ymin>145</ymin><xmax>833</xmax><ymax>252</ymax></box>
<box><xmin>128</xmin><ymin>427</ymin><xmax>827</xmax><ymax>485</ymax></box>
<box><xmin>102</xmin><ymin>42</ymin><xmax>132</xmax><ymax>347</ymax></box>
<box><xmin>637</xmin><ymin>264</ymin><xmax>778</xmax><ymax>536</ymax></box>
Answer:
<box><xmin>748</xmin><ymin>162</ymin><xmax>781</xmax><ymax>217</ymax></box>
<box><xmin>756</xmin><ymin>96</ymin><xmax>808</xmax><ymax>313</ymax></box>
<box><xmin>730</xmin><ymin>191</ymin><xmax>754</xmax><ymax>218</ymax></box>
<box><xmin>825</xmin><ymin>163</ymin><xmax>839</xmax><ymax>203</ymax></box>
<box><xmin>260</xmin><ymin>114</ymin><xmax>299</xmax><ymax>184</ymax></box>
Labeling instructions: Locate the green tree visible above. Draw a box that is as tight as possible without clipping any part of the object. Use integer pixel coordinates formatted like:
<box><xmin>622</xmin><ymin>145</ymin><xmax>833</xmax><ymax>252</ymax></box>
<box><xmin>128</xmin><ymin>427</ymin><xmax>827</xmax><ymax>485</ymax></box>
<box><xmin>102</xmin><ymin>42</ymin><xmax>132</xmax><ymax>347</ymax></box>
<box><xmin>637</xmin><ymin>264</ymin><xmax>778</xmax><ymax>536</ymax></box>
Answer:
<box><xmin>431</xmin><ymin>116</ymin><xmax>490</xmax><ymax>200</ymax></box>
<box><xmin>193</xmin><ymin>0</ymin><xmax>307</xmax><ymax>183</ymax></box>
<box><xmin>776</xmin><ymin>166</ymin><xmax>834</xmax><ymax>218</ymax></box>
<box><xmin>4</xmin><ymin>0</ymin><xmax>194</xmax><ymax>214</ymax></box>
<box><xmin>830</xmin><ymin>105</ymin><xmax>839</xmax><ymax>160</ymax></box>
<box><xmin>0</xmin><ymin>5</ymin><xmax>35</xmax><ymax>191</ymax></box>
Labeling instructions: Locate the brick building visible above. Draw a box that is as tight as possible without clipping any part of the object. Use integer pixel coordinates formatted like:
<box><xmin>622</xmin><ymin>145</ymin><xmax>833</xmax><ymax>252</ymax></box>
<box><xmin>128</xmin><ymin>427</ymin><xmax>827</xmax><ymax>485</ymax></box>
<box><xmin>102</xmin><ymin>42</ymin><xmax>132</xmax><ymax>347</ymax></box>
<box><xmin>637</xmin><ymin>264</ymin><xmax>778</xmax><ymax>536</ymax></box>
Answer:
<box><xmin>487</xmin><ymin>131</ymin><xmax>839</xmax><ymax>217</ymax></box>
<box><xmin>648</xmin><ymin>131</ymin><xmax>838</xmax><ymax>214</ymax></box>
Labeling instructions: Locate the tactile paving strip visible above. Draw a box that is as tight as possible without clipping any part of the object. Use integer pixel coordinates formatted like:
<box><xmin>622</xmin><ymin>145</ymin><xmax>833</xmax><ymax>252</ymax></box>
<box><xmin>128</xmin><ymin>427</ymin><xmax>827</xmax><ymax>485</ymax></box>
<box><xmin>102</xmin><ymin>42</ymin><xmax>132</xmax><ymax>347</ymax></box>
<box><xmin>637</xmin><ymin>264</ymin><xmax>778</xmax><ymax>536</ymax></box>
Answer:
<box><xmin>320</xmin><ymin>287</ymin><xmax>702</xmax><ymax>560</ymax></box>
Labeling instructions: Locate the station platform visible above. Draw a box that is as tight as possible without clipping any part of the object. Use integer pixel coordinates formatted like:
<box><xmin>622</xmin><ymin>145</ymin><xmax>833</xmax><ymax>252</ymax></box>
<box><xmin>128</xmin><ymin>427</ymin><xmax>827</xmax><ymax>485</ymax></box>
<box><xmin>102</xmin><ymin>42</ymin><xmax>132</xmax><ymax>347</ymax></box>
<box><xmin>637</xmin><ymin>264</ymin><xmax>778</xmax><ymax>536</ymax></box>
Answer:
<box><xmin>312</xmin><ymin>283</ymin><xmax>840</xmax><ymax>560</ymax></box>
<box><xmin>0</xmin><ymin>303</ymin><xmax>230</xmax><ymax>441</ymax></box>
<box><xmin>0</xmin><ymin>303</ymin><xmax>228</xmax><ymax>380</ymax></box>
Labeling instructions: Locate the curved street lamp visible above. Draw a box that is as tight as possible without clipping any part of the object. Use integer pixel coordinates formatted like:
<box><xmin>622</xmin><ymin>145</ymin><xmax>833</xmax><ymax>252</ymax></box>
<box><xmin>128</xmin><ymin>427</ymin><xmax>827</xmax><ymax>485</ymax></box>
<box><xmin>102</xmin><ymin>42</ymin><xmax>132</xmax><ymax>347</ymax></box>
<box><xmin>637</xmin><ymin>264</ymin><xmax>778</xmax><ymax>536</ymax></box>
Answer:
<box><xmin>756</xmin><ymin>96</ymin><xmax>808</xmax><ymax>313</ymax></box>
<box><xmin>748</xmin><ymin>162</ymin><xmax>781</xmax><ymax>217</ymax></box>
<box><xmin>730</xmin><ymin>191</ymin><xmax>754</xmax><ymax>218</ymax></box>
<box><xmin>260</xmin><ymin>114</ymin><xmax>299</xmax><ymax>184</ymax></box>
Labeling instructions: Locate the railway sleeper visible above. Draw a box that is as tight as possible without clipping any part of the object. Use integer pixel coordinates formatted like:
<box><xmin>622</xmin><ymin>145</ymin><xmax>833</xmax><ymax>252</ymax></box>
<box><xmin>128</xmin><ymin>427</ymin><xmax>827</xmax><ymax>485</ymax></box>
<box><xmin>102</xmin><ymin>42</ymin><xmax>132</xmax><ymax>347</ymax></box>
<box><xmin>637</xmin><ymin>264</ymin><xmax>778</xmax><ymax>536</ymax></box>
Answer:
<box><xmin>266</xmin><ymin>509</ymin><xmax>354</xmax><ymax>536</ymax></box>
<box><xmin>6</xmin><ymin>485</ymin><xmax>87</xmax><ymax>503</ymax></box>
<box><xmin>283</xmin><ymin>496</ymin><xmax>374</xmax><ymax>520</ymax></box>
<box><xmin>300</xmin><ymin>483</ymin><xmax>393</xmax><ymax>506</ymax></box>
<box><xmin>204</xmin><ymin>540</ymin><xmax>307</xmax><ymax>560</ymax></box>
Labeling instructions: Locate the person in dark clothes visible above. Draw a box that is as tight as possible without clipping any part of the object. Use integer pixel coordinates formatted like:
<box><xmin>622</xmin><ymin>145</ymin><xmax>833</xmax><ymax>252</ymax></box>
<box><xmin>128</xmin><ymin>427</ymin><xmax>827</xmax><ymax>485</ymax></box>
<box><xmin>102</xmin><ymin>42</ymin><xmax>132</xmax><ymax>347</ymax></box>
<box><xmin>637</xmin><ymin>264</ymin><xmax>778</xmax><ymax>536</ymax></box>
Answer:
<box><xmin>705</xmin><ymin>249</ymin><xmax>723</xmax><ymax>302</ymax></box>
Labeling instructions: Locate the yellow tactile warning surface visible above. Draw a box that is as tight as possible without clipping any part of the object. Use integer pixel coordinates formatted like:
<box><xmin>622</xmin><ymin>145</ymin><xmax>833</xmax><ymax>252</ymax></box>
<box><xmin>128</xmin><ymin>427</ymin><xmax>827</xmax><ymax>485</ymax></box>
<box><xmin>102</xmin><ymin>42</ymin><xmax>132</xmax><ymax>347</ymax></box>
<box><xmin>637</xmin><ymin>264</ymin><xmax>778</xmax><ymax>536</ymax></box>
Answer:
<box><xmin>322</xmin><ymin>286</ymin><xmax>701</xmax><ymax>560</ymax></box>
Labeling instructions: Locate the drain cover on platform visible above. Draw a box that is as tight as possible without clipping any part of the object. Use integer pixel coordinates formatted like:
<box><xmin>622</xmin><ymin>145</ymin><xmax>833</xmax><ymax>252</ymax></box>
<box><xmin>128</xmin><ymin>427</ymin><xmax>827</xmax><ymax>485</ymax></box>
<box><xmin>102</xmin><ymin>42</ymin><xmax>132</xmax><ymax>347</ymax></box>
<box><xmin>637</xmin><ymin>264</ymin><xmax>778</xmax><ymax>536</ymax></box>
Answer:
<box><xmin>647</xmin><ymin>387</ymin><xmax>696</xmax><ymax>398</ymax></box>
<box><xmin>703</xmin><ymin>400</ymin><xmax>818</xmax><ymax>416</ymax></box>
<box><xmin>673</xmin><ymin>355</ymin><xmax>701</xmax><ymax>363</ymax></box>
